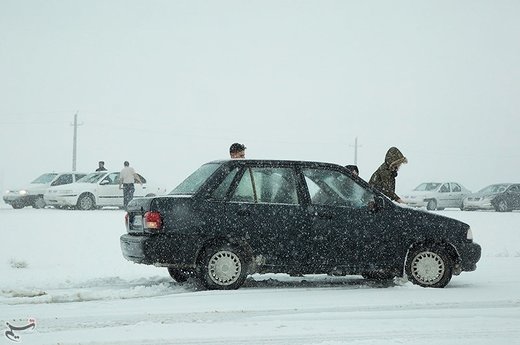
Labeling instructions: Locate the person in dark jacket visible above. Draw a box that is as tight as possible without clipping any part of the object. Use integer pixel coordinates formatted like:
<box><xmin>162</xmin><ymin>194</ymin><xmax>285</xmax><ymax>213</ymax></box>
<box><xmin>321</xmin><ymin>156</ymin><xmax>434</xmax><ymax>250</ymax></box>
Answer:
<box><xmin>96</xmin><ymin>161</ymin><xmax>107</xmax><ymax>171</ymax></box>
<box><xmin>369</xmin><ymin>147</ymin><xmax>407</xmax><ymax>203</ymax></box>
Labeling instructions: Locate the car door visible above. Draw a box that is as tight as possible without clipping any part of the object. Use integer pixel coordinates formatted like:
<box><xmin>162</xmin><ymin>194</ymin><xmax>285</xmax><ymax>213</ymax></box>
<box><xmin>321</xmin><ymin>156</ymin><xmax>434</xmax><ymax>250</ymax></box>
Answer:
<box><xmin>437</xmin><ymin>183</ymin><xmax>452</xmax><ymax>208</ymax></box>
<box><xmin>300</xmin><ymin>167</ymin><xmax>396</xmax><ymax>272</ymax></box>
<box><xmin>204</xmin><ymin>164</ymin><xmax>308</xmax><ymax>270</ymax></box>
<box><xmin>506</xmin><ymin>185</ymin><xmax>520</xmax><ymax>209</ymax></box>
<box><xmin>450</xmin><ymin>183</ymin><xmax>465</xmax><ymax>208</ymax></box>
<box><xmin>97</xmin><ymin>172</ymin><xmax>123</xmax><ymax>207</ymax></box>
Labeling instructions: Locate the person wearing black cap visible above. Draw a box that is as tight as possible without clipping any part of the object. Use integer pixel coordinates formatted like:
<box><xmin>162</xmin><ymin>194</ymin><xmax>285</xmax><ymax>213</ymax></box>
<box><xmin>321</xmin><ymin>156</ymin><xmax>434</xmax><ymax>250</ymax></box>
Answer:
<box><xmin>229</xmin><ymin>143</ymin><xmax>246</xmax><ymax>159</ymax></box>
<box><xmin>96</xmin><ymin>161</ymin><xmax>107</xmax><ymax>171</ymax></box>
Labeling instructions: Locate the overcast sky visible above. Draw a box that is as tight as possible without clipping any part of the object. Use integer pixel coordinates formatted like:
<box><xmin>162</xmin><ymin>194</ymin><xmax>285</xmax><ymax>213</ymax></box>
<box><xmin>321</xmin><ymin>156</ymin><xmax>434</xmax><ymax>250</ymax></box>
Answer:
<box><xmin>1</xmin><ymin>0</ymin><xmax>519</xmax><ymax>194</ymax></box>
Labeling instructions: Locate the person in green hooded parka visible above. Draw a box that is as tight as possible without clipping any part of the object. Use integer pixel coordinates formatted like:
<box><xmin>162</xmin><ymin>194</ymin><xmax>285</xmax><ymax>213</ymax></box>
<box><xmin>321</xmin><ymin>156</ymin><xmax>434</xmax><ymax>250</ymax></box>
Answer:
<box><xmin>369</xmin><ymin>147</ymin><xmax>408</xmax><ymax>203</ymax></box>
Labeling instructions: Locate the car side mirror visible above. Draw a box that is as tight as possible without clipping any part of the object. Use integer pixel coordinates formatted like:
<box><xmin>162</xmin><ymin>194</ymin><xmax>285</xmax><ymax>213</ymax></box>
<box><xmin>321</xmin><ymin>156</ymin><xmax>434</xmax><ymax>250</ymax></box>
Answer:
<box><xmin>100</xmin><ymin>180</ymin><xmax>110</xmax><ymax>185</ymax></box>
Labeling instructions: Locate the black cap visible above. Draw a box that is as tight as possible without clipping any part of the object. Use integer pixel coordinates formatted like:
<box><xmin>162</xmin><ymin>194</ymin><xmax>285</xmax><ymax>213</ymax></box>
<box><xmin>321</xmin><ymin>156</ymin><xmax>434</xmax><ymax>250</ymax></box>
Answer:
<box><xmin>229</xmin><ymin>143</ymin><xmax>246</xmax><ymax>154</ymax></box>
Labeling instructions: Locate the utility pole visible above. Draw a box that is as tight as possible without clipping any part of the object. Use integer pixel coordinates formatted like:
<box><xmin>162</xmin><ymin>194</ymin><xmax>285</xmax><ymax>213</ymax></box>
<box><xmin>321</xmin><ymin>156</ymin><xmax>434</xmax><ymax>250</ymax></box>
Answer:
<box><xmin>350</xmin><ymin>136</ymin><xmax>362</xmax><ymax>165</ymax></box>
<box><xmin>71</xmin><ymin>112</ymin><xmax>83</xmax><ymax>171</ymax></box>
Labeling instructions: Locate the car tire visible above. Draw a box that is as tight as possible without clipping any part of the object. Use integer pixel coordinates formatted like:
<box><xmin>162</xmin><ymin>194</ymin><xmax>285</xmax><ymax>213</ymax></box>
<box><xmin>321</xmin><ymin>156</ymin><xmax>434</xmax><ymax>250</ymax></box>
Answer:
<box><xmin>76</xmin><ymin>193</ymin><xmax>95</xmax><ymax>210</ymax></box>
<box><xmin>11</xmin><ymin>202</ymin><xmax>24</xmax><ymax>209</ymax></box>
<box><xmin>495</xmin><ymin>200</ymin><xmax>510</xmax><ymax>212</ymax></box>
<box><xmin>198</xmin><ymin>243</ymin><xmax>248</xmax><ymax>290</ymax></box>
<box><xmin>167</xmin><ymin>267</ymin><xmax>193</xmax><ymax>283</ymax></box>
<box><xmin>405</xmin><ymin>245</ymin><xmax>453</xmax><ymax>288</ymax></box>
<box><xmin>426</xmin><ymin>199</ymin><xmax>437</xmax><ymax>211</ymax></box>
<box><xmin>33</xmin><ymin>196</ymin><xmax>46</xmax><ymax>209</ymax></box>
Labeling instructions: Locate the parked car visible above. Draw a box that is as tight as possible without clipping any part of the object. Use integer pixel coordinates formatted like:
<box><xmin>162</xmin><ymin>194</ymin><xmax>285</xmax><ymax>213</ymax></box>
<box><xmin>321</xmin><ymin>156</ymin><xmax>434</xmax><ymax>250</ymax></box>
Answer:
<box><xmin>402</xmin><ymin>182</ymin><xmax>471</xmax><ymax>211</ymax></box>
<box><xmin>120</xmin><ymin>160</ymin><xmax>481</xmax><ymax>290</ymax></box>
<box><xmin>3</xmin><ymin>172</ymin><xmax>87</xmax><ymax>209</ymax></box>
<box><xmin>463</xmin><ymin>183</ymin><xmax>520</xmax><ymax>212</ymax></box>
<box><xmin>44</xmin><ymin>171</ymin><xmax>167</xmax><ymax>210</ymax></box>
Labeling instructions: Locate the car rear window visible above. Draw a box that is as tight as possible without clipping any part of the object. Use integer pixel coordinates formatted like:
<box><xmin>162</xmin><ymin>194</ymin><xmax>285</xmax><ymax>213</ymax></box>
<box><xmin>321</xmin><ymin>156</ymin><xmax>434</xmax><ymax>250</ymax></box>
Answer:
<box><xmin>170</xmin><ymin>163</ymin><xmax>222</xmax><ymax>195</ymax></box>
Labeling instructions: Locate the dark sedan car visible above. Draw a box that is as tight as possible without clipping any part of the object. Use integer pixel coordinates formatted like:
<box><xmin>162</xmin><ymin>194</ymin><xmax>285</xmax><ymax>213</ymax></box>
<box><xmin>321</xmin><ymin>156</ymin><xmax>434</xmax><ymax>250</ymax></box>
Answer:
<box><xmin>463</xmin><ymin>183</ymin><xmax>520</xmax><ymax>212</ymax></box>
<box><xmin>120</xmin><ymin>160</ymin><xmax>481</xmax><ymax>290</ymax></box>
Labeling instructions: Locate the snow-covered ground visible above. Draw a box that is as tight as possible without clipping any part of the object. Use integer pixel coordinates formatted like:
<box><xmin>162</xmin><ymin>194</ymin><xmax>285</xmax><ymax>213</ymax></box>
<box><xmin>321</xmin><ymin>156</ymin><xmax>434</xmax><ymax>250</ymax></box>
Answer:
<box><xmin>1</xmin><ymin>205</ymin><xmax>519</xmax><ymax>345</ymax></box>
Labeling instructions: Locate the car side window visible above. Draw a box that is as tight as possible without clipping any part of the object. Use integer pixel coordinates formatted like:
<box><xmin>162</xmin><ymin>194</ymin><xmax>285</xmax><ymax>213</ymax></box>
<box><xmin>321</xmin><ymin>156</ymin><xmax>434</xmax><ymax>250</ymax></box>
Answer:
<box><xmin>302</xmin><ymin>168</ymin><xmax>373</xmax><ymax>208</ymax></box>
<box><xmin>254</xmin><ymin>167</ymin><xmax>298</xmax><ymax>204</ymax></box>
<box><xmin>75</xmin><ymin>174</ymin><xmax>86</xmax><ymax>181</ymax></box>
<box><xmin>509</xmin><ymin>185</ymin><xmax>520</xmax><ymax>193</ymax></box>
<box><xmin>51</xmin><ymin>174</ymin><xmax>73</xmax><ymax>186</ymax></box>
<box><xmin>211</xmin><ymin>167</ymin><xmax>240</xmax><ymax>200</ymax></box>
<box><xmin>229</xmin><ymin>167</ymin><xmax>299</xmax><ymax>205</ymax></box>
<box><xmin>230</xmin><ymin>168</ymin><xmax>255</xmax><ymax>203</ymax></box>
<box><xmin>451</xmin><ymin>183</ymin><xmax>461</xmax><ymax>192</ymax></box>
<box><xmin>102</xmin><ymin>173</ymin><xmax>120</xmax><ymax>185</ymax></box>
<box><xmin>440</xmin><ymin>183</ymin><xmax>450</xmax><ymax>193</ymax></box>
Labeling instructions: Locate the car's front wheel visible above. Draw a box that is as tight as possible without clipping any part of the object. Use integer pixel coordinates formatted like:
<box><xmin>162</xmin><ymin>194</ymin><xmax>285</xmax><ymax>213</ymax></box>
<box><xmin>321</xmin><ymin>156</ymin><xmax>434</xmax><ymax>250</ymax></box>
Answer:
<box><xmin>167</xmin><ymin>267</ymin><xmax>194</xmax><ymax>283</ymax></box>
<box><xmin>198</xmin><ymin>243</ymin><xmax>248</xmax><ymax>290</ymax></box>
<box><xmin>405</xmin><ymin>245</ymin><xmax>453</xmax><ymax>288</ymax></box>
<box><xmin>33</xmin><ymin>196</ymin><xmax>46</xmax><ymax>209</ymax></box>
<box><xmin>495</xmin><ymin>199</ymin><xmax>510</xmax><ymax>212</ymax></box>
<box><xmin>76</xmin><ymin>193</ymin><xmax>95</xmax><ymax>210</ymax></box>
<box><xmin>426</xmin><ymin>199</ymin><xmax>437</xmax><ymax>211</ymax></box>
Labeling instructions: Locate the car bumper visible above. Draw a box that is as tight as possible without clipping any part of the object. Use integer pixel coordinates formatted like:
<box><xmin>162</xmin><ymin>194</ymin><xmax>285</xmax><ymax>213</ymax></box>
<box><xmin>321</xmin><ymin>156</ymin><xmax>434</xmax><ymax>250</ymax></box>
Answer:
<box><xmin>457</xmin><ymin>241</ymin><xmax>482</xmax><ymax>273</ymax></box>
<box><xmin>462</xmin><ymin>201</ymin><xmax>494</xmax><ymax>211</ymax></box>
<box><xmin>404</xmin><ymin>199</ymin><xmax>426</xmax><ymax>208</ymax></box>
<box><xmin>3</xmin><ymin>194</ymin><xmax>34</xmax><ymax>206</ymax></box>
<box><xmin>120</xmin><ymin>233</ymin><xmax>200</xmax><ymax>267</ymax></box>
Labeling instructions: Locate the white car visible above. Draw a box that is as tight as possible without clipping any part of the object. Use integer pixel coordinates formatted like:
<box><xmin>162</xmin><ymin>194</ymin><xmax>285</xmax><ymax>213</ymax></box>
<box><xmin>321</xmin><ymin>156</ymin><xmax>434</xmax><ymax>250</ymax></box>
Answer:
<box><xmin>44</xmin><ymin>171</ymin><xmax>168</xmax><ymax>210</ymax></box>
<box><xmin>3</xmin><ymin>172</ymin><xmax>87</xmax><ymax>209</ymax></box>
<box><xmin>402</xmin><ymin>182</ymin><xmax>472</xmax><ymax>211</ymax></box>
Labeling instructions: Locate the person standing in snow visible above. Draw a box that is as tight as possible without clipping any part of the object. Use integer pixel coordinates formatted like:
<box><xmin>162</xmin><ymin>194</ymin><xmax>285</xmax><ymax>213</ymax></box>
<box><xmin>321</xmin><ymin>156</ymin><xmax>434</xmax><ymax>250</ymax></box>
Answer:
<box><xmin>229</xmin><ymin>143</ymin><xmax>246</xmax><ymax>159</ymax></box>
<box><xmin>369</xmin><ymin>147</ymin><xmax>407</xmax><ymax>203</ymax></box>
<box><xmin>96</xmin><ymin>161</ymin><xmax>107</xmax><ymax>171</ymax></box>
<box><xmin>118</xmin><ymin>161</ymin><xmax>143</xmax><ymax>209</ymax></box>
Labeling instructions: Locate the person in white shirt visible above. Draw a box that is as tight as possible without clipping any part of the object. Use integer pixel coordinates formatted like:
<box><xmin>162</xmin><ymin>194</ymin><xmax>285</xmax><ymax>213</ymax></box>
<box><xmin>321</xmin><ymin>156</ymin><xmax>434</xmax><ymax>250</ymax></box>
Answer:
<box><xmin>119</xmin><ymin>161</ymin><xmax>143</xmax><ymax>209</ymax></box>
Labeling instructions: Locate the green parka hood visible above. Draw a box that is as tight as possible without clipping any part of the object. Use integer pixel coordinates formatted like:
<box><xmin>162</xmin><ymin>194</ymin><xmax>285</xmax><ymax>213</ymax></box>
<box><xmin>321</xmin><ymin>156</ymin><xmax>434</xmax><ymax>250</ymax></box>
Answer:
<box><xmin>385</xmin><ymin>147</ymin><xmax>408</xmax><ymax>170</ymax></box>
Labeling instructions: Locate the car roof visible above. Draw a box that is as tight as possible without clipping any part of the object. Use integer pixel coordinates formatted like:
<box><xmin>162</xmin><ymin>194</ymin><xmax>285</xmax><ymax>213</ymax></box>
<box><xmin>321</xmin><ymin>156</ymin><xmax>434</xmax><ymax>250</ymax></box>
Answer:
<box><xmin>208</xmin><ymin>159</ymin><xmax>345</xmax><ymax>169</ymax></box>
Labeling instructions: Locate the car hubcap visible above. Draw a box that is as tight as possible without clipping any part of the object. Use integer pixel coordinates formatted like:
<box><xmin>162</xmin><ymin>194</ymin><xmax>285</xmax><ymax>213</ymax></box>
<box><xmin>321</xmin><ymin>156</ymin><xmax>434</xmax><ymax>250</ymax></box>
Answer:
<box><xmin>411</xmin><ymin>251</ymin><xmax>445</xmax><ymax>285</ymax></box>
<box><xmin>208</xmin><ymin>250</ymin><xmax>241</xmax><ymax>286</ymax></box>
<box><xmin>80</xmin><ymin>197</ymin><xmax>92</xmax><ymax>209</ymax></box>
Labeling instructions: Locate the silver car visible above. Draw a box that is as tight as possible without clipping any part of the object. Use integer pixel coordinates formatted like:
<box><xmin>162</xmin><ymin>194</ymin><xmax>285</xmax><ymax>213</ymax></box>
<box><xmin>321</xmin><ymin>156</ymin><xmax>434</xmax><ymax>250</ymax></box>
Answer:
<box><xmin>402</xmin><ymin>182</ymin><xmax>472</xmax><ymax>211</ymax></box>
<box><xmin>462</xmin><ymin>183</ymin><xmax>517</xmax><ymax>211</ymax></box>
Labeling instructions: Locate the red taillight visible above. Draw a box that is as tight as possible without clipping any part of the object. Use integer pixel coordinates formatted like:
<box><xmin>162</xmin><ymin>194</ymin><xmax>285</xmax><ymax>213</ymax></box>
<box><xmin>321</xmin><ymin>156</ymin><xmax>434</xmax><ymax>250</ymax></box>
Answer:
<box><xmin>125</xmin><ymin>213</ymin><xmax>129</xmax><ymax>228</ymax></box>
<box><xmin>144</xmin><ymin>211</ymin><xmax>162</xmax><ymax>230</ymax></box>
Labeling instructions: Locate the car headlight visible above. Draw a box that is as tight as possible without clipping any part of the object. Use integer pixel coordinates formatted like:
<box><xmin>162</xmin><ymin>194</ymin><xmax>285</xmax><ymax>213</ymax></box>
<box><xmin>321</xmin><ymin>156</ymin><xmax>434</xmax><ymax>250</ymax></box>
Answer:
<box><xmin>19</xmin><ymin>190</ymin><xmax>28</xmax><ymax>195</ymax></box>
<box><xmin>466</xmin><ymin>227</ymin><xmax>473</xmax><ymax>240</ymax></box>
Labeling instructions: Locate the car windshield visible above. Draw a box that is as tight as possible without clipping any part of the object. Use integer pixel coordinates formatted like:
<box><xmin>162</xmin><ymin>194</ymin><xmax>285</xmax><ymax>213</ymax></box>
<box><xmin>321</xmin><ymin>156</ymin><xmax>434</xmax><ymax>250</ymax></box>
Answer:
<box><xmin>77</xmin><ymin>172</ymin><xmax>107</xmax><ymax>183</ymax></box>
<box><xmin>170</xmin><ymin>163</ymin><xmax>222</xmax><ymax>195</ymax></box>
<box><xmin>478</xmin><ymin>184</ymin><xmax>510</xmax><ymax>194</ymax></box>
<box><xmin>31</xmin><ymin>173</ymin><xmax>59</xmax><ymax>184</ymax></box>
<box><xmin>413</xmin><ymin>183</ymin><xmax>440</xmax><ymax>191</ymax></box>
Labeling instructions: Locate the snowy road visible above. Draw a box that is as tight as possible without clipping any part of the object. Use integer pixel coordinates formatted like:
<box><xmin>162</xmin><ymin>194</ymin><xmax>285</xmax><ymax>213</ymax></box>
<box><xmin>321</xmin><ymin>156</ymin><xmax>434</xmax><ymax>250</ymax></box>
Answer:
<box><xmin>1</xmin><ymin>207</ymin><xmax>520</xmax><ymax>344</ymax></box>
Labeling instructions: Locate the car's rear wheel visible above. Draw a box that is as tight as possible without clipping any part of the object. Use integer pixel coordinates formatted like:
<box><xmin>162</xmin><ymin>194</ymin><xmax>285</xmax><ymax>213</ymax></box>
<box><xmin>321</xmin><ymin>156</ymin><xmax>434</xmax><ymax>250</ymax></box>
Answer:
<box><xmin>167</xmin><ymin>267</ymin><xmax>194</xmax><ymax>283</ymax></box>
<box><xmin>11</xmin><ymin>202</ymin><xmax>24</xmax><ymax>209</ymax></box>
<box><xmin>426</xmin><ymin>199</ymin><xmax>437</xmax><ymax>211</ymax></box>
<box><xmin>198</xmin><ymin>243</ymin><xmax>248</xmax><ymax>290</ymax></box>
<box><xmin>33</xmin><ymin>196</ymin><xmax>46</xmax><ymax>209</ymax></box>
<box><xmin>405</xmin><ymin>245</ymin><xmax>453</xmax><ymax>288</ymax></box>
<box><xmin>76</xmin><ymin>193</ymin><xmax>95</xmax><ymax>210</ymax></box>
<box><xmin>495</xmin><ymin>200</ymin><xmax>509</xmax><ymax>212</ymax></box>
